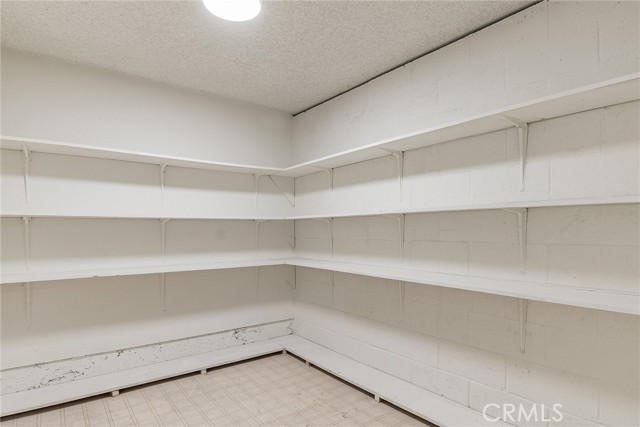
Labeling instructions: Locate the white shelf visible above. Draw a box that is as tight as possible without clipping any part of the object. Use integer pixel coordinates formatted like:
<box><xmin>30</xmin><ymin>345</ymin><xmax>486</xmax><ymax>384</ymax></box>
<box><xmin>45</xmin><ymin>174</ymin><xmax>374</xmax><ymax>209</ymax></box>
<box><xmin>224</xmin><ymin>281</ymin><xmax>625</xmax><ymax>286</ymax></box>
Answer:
<box><xmin>6</xmin><ymin>257</ymin><xmax>636</xmax><ymax>314</ymax></box>
<box><xmin>273</xmin><ymin>334</ymin><xmax>511</xmax><ymax>427</ymax></box>
<box><xmin>4</xmin><ymin>195</ymin><xmax>637</xmax><ymax>221</ymax></box>
<box><xmin>0</xmin><ymin>258</ymin><xmax>287</xmax><ymax>285</ymax></box>
<box><xmin>0</xmin><ymin>136</ymin><xmax>283</xmax><ymax>175</ymax></box>
<box><xmin>3</xmin><ymin>74</ymin><xmax>638</xmax><ymax>178</ymax></box>
<box><xmin>286</xmin><ymin>258</ymin><xmax>640</xmax><ymax>315</ymax></box>
<box><xmin>277</xmin><ymin>73</ymin><xmax>640</xmax><ymax>177</ymax></box>
<box><xmin>0</xmin><ymin>213</ymin><xmax>285</xmax><ymax>221</ymax></box>
<box><xmin>288</xmin><ymin>195</ymin><xmax>640</xmax><ymax>220</ymax></box>
<box><xmin>0</xmin><ymin>339</ymin><xmax>284</xmax><ymax>417</ymax></box>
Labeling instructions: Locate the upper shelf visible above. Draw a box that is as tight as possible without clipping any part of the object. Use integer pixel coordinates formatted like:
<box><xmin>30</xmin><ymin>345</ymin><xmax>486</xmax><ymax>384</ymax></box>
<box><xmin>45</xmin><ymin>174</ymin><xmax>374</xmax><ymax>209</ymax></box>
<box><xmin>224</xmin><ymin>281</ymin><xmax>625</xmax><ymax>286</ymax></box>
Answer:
<box><xmin>2</xmin><ymin>73</ymin><xmax>638</xmax><ymax>178</ymax></box>
<box><xmin>277</xmin><ymin>73</ymin><xmax>640</xmax><ymax>177</ymax></box>
<box><xmin>0</xmin><ymin>136</ymin><xmax>283</xmax><ymax>175</ymax></box>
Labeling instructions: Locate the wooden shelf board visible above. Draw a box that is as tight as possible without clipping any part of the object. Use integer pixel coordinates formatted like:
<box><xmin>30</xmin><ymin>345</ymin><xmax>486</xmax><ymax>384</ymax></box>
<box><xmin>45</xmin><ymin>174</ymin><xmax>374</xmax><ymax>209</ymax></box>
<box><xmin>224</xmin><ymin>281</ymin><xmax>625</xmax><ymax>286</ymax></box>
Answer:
<box><xmin>0</xmin><ymin>340</ymin><xmax>284</xmax><ymax>417</ymax></box>
<box><xmin>3</xmin><ymin>256</ymin><xmax>636</xmax><ymax>314</ymax></box>
<box><xmin>0</xmin><ymin>258</ymin><xmax>287</xmax><ymax>284</ymax></box>
<box><xmin>288</xmin><ymin>195</ymin><xmax>640</xmax><ymax>220</ymax></box>
<box><xmin>286</xmin><ymin>258</ymin><xmax>640</xmax><ymax>315</ymax></box>
<box><xmin>272</xmin><ymin>334</ymin><xmax>512</xmax><ymax>427</ymax></box>
<box><xmin>0</xmin><ymin>136</ymin><xmax>284</xmax><ymax>175</ymax></box>
<box><xmin>0</xmin><ymin>213</ymin><xmax>285</xmax><ymax>221</ymax></box>
<box><xmin>3</xmin><ymin>195</ymin><xmax>637</xmax><ymax>221</ymax></box>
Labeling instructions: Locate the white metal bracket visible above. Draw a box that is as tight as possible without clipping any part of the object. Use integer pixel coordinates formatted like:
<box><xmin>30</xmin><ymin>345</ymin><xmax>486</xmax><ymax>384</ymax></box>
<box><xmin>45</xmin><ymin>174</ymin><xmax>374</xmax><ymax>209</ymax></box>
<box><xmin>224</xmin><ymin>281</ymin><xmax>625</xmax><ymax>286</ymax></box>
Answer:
<box><xmin>330</xmin><ymin>270</ymin><xmax>335</xmax><ymax>305</ymax></box>
<box><xmin>503</xmin><ymin>116</ymin><xmax>529</xmax><ymax>191</ymax></box>
<box><xmin>503</xmin><ymin>208</ymin><xmax>528</xmax><ymax>274</ymax></box>
<box><xmin>22</xmin><ymin>216</ymin><xmax>31</xmax><ymax>270</ymax></box>
<box><xmin>518</xmin><ymin>298</ymin><xmax>528</xmax><ymax>353</ymax></box>
<box><xmin>378</xmin><ymin>149</ymin><xmax>404</xmax><ymax>199</ymax></box>
<box><xmin>254</xmin><ymin>266</ymin><xmax>260</xmax><ymax>298</ymax></box>
<box><xmin>159</xmin><ymin>163</ymin><xmax>169</xmax><ymax>207</ymax></box>
<box><xmin>267</xmin><ymin>175</ymin><xmax>295</xmax><ymax>207</ymax></box>
<box><xmin>160</xmin><ymin>273</ymin><xmax>167</xmax><ymax>312</ymax></box>
<box><xmin>399</xmin><ymin>280</ymin><xmax>405</xmax><ymax>322</ymax></box>
<box><xmin>160</xmin><ymin>219</ymin><xmax>170</xmax><ymax>260</ymax></box>
<box><xmin>382</xmin><ymin>214</ymin><xmax>405</xmax><ymax>262</ymax></box>
<box><xmin>254</xmin><ymin>219</ymin><xmax>267</xmax><ymax>255</ymax></box>
<box><xmin>22</xmin><ymin>144</ymin><xmax>31</xmax><ymax>203</ymax></box>
<box><xmin>317</xmin><ymin>168</ymin><xmax>334</xmax><ymax>190</ymax></box>
<box><xmin>24</xmin><ymin>282</ymin><xmax>32</xmax><ymax>329</ymax></box>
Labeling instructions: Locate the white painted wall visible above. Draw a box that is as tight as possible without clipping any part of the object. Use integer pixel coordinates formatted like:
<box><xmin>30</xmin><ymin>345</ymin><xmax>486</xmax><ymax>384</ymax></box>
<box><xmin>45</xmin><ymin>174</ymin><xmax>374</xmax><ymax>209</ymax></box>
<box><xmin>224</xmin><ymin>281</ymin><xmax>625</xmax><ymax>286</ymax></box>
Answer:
<box><xmin>294</xmin><ymin>274</ymin><xmax>639</xmax><ymax>426</ymax></box>
<box><xmin>0</xmin><ymin>49</ymin><xmax>293</xmax><ymax>168</ymax></box>
<box><xmin>292</xmin><ymin>1</ymin><xmax>640</xmax><ymax>164</ymax></box>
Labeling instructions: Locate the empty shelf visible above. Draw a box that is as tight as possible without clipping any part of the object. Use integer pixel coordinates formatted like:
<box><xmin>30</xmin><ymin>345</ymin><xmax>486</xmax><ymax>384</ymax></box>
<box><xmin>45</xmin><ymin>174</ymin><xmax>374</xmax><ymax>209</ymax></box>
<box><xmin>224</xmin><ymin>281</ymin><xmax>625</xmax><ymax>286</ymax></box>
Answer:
<box><xmin>272</xmin><ymin>334</ymin><xmax>511</xmax><ymax>427</ymax></box>
<box><xmin>286</xmin><ymin>258</ymin><xmax>640</xmax><ymax>315</ymax></box>
<box><xmin>0</xmin><ymin>339</ymin><xmax>284</xmax><ymax>417</ymax></box>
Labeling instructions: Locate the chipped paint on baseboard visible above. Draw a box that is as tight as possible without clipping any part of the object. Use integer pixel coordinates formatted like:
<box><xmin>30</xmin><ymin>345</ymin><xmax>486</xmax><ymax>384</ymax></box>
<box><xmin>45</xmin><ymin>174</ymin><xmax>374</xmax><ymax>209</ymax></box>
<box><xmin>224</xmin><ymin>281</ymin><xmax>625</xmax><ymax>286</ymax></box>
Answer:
<box><xmin>0</xmin><ymin>319</ymin><xmax>292</xmax><ymax>395</ymax></box>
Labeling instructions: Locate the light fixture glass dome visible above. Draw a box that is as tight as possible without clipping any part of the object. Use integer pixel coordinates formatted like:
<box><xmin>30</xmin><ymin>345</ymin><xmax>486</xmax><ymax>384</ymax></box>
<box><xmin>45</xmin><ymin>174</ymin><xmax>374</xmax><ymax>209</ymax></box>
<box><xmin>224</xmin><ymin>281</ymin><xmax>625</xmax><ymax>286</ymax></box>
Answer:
<box><xmin>203</xmin><ymin>0</ymin><xmax>261</xmax><ymax>22</ymax></box>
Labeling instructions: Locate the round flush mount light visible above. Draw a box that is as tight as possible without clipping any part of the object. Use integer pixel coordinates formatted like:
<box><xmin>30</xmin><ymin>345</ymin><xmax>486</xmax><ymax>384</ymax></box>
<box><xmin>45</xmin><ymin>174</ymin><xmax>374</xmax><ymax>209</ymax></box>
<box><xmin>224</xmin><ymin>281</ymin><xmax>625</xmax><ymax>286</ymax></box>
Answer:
<box><xmin>203</xmin><ymin>0</ymin><xmax>261</xmax><ymax>22</ymax></box>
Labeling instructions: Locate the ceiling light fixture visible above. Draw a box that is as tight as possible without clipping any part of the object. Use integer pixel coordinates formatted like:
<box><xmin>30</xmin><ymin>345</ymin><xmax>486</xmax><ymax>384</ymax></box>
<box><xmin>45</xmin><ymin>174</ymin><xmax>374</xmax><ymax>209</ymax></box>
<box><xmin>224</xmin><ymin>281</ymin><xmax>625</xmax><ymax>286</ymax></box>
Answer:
<box><xmin>203</xmin><ymin>0</ymin><xmax>261</xmax><ymax>22</ymax></box>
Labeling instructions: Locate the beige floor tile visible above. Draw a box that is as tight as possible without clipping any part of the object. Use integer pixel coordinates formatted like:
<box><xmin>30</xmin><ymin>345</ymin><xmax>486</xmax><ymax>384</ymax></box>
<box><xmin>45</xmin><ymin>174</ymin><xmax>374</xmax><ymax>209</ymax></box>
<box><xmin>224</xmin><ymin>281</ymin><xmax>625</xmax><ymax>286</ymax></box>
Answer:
<box><xmin>2</xmin><ymin>354</ymin><xmax>431</xmax><ymax>427</ymax></box>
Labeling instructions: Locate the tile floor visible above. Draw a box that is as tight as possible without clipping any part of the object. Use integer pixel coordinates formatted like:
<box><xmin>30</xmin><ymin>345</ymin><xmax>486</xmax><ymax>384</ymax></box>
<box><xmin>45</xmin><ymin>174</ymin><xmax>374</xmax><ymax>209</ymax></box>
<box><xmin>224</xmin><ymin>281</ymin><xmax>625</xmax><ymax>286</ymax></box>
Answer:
<box><xmin>0</xmin><ymin>353</ymin><xmax>431</xmax><ymax>427</ymax></box>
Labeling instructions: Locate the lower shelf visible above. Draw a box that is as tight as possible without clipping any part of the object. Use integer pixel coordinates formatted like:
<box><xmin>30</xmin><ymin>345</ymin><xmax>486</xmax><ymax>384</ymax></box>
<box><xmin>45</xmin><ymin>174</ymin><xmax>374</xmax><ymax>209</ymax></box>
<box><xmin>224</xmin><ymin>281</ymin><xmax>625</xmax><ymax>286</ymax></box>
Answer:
<box><xmin>273</xmin><ymin>334</ymin><xmax>511</xmax><ymax>427</ymax></box>
<box><xmin>2</xmin><ymin>334</ymin><xmax>510</xmax><ymax>427</ymax></box>
<box><xmin>0</xmin><ymin>340</ymin><xmax>284</xmax><ymax>417</ymax></box>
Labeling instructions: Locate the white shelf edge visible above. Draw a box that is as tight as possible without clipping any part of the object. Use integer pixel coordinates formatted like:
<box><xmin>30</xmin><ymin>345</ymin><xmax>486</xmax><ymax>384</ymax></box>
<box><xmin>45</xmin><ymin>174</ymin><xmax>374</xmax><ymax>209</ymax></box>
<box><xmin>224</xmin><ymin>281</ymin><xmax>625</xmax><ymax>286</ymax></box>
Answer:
<box><xmin>0</xmin><ymin>136</ymin><xmax>286</xmax><ymax>175</ymax></box>
<box><xmin>272</xmin><ymin>334</ymin><xmax>513</xmax><ymax>427</ymax></box>
<box><xmin>0</xmin><ymin>213</ymin><xmax>285</xmax><ymax>221</ymax></box>
<box><xmin>0</xmin><ymin>339</ymin><xmax>285</xmax><ymax>417</ymax></box>
<box><xmin>3</xmin><ymin>73</ymin><xmax>638</xmax><ymax>178</ymax></box>
<box><xmin>287</xmin><ymin>196</ymin><xmax>640</xmax><ymax>220</ymax></box>
<box><xmin>3</xmin><ymin>257</ymin><xmax>637</xmax><ymax>315</ymax></box>
<box><xmin>285</xmin><ymin>258</ymin><xmax>640</xmax><ymax>315</ymax></box>
<box><xmin>3</xmin><ymin>195</ymin><xmax>638</xmax><ymax>221</ymax></box>
<box><xmin>0</xmin><ymin>258</ymin><xmax>287</xmax><ymax>285</ymax></box>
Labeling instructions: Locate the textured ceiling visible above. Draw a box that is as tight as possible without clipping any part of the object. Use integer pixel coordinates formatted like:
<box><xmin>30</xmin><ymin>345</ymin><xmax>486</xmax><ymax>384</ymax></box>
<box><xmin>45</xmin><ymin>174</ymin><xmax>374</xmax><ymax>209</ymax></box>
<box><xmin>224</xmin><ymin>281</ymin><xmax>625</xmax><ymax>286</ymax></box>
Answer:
<box><xmin>1</xmin><ymin>0</ymin><xmax>533</xmax><ymax>114</ymax></box>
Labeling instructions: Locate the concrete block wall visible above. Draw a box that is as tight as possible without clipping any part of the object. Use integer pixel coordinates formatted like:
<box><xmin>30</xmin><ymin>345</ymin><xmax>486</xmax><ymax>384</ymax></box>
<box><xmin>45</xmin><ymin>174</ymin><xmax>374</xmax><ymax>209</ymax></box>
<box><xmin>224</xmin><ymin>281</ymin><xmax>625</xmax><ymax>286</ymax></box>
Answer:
<box><xmin>294</xmin><ymin>273</ymin><xmax>639</xmax><ymax>426</ymax></box>
<box><xmin>294</xmin><ymin>203</ymin><xmax>639</xmax><ymax>295</ymax></box>
<box><xmin>292</xmin><ymin>1</ymin><xmax>639</xmax><ymax>164</ymax></box>
<box><xmin>293</xmin><ymin>101</ymin><xmax>639</xmax><ymax>218</ymax></box>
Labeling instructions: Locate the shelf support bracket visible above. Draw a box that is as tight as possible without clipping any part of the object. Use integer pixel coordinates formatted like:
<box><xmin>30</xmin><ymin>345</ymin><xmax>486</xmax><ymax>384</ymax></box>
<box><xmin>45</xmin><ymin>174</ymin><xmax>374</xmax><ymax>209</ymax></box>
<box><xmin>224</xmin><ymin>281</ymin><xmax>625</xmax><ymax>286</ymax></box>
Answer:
<box><xmin>254</xmin><ymin>173</ymin><xmax>267</xmax><ymax>212</ymax></box>
<box><xmin>160</xmin><ymin>273</ymin><xmax>167</xmax><ymax>312</ymax></box>
<box><xmin>159</xmin><ymin>163</ymin><xmax>169</xmax><ymax>207</ymax></box>
<box><xmin>519</xmin><ymin>298</ymin><xmax>528</xmax><ymax>353</ymax></box>
<box><xmin>22</xmin><ymin>144</ymin><xmax>31</xmax><ymax>204</ymax></box>
<box><xmin>504</xmin><ymin>208</ymin><xmax>528</xmax><ymax>275</ymax></box>
<box><xmin>24</xmin><ymin>282</ymin><xmax>32</xmax><ymax>329</ymax></box>
<box><xmin>399</xmin><ymin>280</ymin><xmax>405</xmax><ymax>322</ymax></box>
<box><xmin>254</xmin><ymin>220</ymin><xmax>267</xmax><ymax>254</ymax></box>
<box><xmin>22</xmin><ymin>216</ymin><xmax>31</xmax><ymax>270</ymax></box>
<box><xmin>378</xmin><ymin>149</ymin><xmax>404</xmax><ymax>200</ymax></box>
<box><xmin>160</xmin><ymin>219</ymin><xmax>170</xmax><ymax>261</ymax></box>
<box><xmin>330</xmin><ymin>270</ymin><xmax>335</xmax><ymax>306</ymax></box>
<box><xmin>267</xmin><ymin>175</ymin><xmax>295</xmax><ymax>207</ymax></box>
<box><xmin>317</xmin><ymin>168</ymin><xmax>334</xmax><ymax>190</ymax></box>
<box><xmin>382</xmin><ymin>214</ymin><xmax>405</xmax><ymax>262</ymax></box>
<box><xmin>254</xmin><ymin>266</ymin><xmax>260</xmax><ymax>298</ymax></box>
<box><xmin>503</xmin><ymin>116</ymin><xmax>529</xmax><ymax>191</ymax></box>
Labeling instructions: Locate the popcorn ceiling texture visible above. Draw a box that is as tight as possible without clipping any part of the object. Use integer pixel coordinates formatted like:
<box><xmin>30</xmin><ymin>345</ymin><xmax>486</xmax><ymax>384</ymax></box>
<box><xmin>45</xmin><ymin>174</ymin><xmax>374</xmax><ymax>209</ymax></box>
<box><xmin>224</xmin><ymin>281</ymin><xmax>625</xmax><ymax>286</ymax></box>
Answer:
<box><xmin>0</xmin><ymin>0</ymin><xmax>533</xmax><ymax>114</ymax></box>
